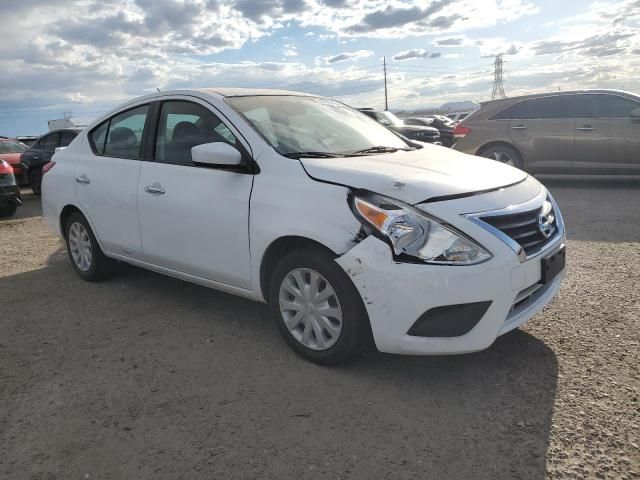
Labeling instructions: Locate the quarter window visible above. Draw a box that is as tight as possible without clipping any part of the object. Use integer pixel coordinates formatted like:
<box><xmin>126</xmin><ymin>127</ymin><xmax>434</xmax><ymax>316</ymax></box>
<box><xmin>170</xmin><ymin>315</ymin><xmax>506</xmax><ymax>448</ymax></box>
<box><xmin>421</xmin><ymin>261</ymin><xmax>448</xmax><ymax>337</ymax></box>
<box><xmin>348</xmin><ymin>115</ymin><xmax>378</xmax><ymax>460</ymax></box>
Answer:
<box><xmin>90</xmin><ymin>121</ymin><xmax>109</xmax><ymax>154</ymax></box>
<box><xmin>154</xmin><ymin>101</ymin><xmax>238</xmax><ymax>166</ymax></box>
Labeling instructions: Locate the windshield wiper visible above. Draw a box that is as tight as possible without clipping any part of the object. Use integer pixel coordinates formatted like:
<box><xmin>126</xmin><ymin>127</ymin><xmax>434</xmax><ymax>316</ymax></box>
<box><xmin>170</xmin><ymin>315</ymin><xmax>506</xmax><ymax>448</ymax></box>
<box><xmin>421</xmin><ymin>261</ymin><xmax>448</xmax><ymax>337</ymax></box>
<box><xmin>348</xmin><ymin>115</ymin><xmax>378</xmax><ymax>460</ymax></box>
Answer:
<box><xmin>282</xmin><ymin>151</ymin><xmax>343</xmax><ymax>159</ymax></box>
<box><xmin>348</xmin><ymin>146</ymin><xmax>406</xmax><ymax>155</ymax></box>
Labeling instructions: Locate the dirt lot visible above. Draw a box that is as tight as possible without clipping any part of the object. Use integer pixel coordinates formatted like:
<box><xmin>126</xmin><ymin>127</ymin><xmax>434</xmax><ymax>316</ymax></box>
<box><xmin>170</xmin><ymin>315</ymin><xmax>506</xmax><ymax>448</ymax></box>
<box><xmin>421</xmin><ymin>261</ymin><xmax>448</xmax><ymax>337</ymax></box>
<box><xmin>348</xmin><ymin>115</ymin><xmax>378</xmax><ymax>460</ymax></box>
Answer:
<box><xmin>1</xmin><ymin>177</ymin><xmax>639</xmax><ymax>480</ymax></box>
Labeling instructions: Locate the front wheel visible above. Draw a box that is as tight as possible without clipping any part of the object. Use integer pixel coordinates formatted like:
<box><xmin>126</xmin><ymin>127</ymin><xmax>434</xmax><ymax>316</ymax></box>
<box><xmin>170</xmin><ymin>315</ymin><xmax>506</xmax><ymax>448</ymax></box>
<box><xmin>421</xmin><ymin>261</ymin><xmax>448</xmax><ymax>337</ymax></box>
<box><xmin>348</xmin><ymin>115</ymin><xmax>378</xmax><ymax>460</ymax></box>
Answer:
<box><xmin>479</xmin><ymin>144</ymin><xmax>523</xmax><ymax>169</ymax></box>
<box><xmin>269</xmin><ymin>248</ymin><xmax>371</xmax><ymax>365</ymax></box>
<box><xmin>65</xmin><ymin>212</ymin><xmax>116</xmax><ymax>281</ymax></box>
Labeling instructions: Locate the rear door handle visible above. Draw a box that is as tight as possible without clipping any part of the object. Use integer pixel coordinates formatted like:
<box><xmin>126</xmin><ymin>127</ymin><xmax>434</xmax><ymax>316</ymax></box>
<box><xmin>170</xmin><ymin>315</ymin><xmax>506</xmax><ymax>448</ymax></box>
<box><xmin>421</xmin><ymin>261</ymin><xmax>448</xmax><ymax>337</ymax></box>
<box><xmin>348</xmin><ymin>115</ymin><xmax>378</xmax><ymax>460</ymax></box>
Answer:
<box><xmin>577</xmin><ymin>125</ymin><xmax>594</xmax><ymax>131</ymax></box>
<box><xmin>511</xmin><ymin>125</ymin><xmax>527</xmax><ymax>130</ymax></box>
<box><xmin>75</xmin><ymin>175</ymin><xmax>91</xmax><ymax>184</ymax></box>
<box><xmin>144</xmin><ymin>184</ymin><xmax>165</xmax><ymax>195</ymax></box>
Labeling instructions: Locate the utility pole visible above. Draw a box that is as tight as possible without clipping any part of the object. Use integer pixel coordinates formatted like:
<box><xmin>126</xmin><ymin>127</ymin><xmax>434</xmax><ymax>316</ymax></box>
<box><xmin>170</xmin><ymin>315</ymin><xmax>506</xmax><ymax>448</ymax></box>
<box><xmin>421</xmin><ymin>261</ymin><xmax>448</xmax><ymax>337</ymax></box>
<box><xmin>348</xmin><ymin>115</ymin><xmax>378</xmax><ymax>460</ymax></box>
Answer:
<box><xmin>383</xmin><ymin>56</ymin><xmax>388</xmax><ymax>111</ymax></box>
<box><xmin>491</xmin><ymin>54</ymin><xmax>506</xmax><ymax>100</ymax></box>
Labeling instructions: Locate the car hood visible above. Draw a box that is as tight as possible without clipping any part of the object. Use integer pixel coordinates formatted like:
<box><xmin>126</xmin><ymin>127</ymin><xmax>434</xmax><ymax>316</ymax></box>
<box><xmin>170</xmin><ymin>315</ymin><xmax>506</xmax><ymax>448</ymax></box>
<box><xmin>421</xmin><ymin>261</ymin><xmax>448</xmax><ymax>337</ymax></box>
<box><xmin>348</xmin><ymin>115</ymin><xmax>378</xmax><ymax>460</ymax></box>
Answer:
<box><xmin>0</xmin><ymin>153</ymin><xmax>22</xmax><ymax>165</ymax></box>
<box><xmin>299</xmin><ymin>144</ymin><xmax>528</xmax><ymax>205</ymax></box>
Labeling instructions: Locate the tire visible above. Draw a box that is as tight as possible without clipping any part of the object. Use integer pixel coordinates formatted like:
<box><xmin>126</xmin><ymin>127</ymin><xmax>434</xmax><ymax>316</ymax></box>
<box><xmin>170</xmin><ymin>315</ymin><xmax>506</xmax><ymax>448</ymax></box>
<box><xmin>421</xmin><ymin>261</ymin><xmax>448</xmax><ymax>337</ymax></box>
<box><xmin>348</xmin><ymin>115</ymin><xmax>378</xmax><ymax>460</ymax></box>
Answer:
<box><xmin>0</xmin><ymin>203</ymin><xmax>17</xmax><ymax>218</ymax></box>
<box><xmin>29</xmin><ymin>169</ymin><xmax>42</xmax><ymax>196</ymax></box>
<box><xmin>64</xmin><ymin>212</ymin><xmax>116</xmax><ymax>281</ymax></box>
<box><xmin>269</xmin><ymin>248</ymin><xmax>371</xmax><ymax>365</ymax></box>
<box><xmin>479</xmin><ymin>144</ymin><xmax>523</xmax><ymax>169</ymax></box>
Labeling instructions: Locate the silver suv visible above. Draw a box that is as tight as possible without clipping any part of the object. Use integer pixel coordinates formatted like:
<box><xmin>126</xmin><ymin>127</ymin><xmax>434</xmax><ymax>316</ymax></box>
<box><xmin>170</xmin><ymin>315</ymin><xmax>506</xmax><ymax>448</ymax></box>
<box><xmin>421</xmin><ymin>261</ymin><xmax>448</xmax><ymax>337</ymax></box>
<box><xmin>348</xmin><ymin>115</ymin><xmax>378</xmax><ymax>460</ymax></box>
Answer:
<box><xmin>452</xmin><ymin>89</ymin><xmax>640</xmax><ymax>174</ymax></box>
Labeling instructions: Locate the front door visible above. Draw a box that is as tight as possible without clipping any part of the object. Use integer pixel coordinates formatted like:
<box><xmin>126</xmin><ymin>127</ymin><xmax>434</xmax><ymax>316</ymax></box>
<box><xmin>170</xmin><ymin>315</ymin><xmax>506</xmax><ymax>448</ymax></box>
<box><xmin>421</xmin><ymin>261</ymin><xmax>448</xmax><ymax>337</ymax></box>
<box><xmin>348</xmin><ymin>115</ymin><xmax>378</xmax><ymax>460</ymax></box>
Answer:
<box><xmin>75</xmin><ymin>104</ymin><xmax>150</xmax><ymax>258</ymax></box>
<box><xmin>573</xmin><ymin>93</ymin><xmax>640</xmax><ymax>173</ymax></box>
<box><xmin>137</xmin><ymin>99</ymin><xmax>254</xmax><ymax>288</ymax></box>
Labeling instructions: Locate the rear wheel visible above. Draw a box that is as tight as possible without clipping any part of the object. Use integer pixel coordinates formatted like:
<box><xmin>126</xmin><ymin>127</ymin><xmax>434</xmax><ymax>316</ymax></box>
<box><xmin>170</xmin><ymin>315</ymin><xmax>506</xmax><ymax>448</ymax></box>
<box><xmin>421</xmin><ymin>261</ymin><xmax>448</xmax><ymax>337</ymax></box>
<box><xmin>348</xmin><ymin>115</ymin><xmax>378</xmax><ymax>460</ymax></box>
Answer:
<box><xmin>65</xmin><ymin>212</ymin><xmax>116</xmax><ymax>281</ymax></box>
<box><xmin>0</xmin><ymin>203</ymin><xmax>17</xmax><ymax>218</ymax></box>
<box><xmin>269</xmin><ymin>248</ymin><xmax>371</xmax><ymax>365</ymax></box>
<box><xmin>479</xmin><ymin>144</ymin><xmax>523</xmax><ymax>169</ymax></box>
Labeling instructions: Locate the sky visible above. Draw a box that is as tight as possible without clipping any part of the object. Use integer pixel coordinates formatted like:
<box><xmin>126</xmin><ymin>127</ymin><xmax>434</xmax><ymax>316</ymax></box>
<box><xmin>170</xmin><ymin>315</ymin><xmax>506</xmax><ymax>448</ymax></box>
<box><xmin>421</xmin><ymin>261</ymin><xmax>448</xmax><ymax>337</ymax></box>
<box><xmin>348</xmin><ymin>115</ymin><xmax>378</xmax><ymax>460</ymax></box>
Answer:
<box><xmin>1</xmin><ymin>0</ymin><xmax>639</xmax><ymax>135</ymax></box>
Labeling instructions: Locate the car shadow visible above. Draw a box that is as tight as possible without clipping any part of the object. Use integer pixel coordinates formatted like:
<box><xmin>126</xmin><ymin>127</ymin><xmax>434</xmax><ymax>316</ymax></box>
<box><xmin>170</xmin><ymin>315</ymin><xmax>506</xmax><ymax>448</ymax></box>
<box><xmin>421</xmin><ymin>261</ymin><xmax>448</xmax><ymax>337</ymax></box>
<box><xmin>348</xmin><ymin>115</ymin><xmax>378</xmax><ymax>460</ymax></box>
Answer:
<box><xmin>1</xmin><ymin>253</ymin><xmax>558</xmax><ymax>479</ymax></box>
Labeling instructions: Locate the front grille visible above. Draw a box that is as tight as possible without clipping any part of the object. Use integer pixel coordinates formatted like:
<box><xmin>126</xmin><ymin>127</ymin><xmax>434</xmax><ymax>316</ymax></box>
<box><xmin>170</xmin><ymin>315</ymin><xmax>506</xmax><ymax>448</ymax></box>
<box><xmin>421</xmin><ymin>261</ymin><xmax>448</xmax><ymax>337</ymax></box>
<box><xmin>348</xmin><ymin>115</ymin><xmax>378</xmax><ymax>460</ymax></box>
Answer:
<box><xmin>480</xmin><ymin>199</ymin><xmax>558</xmax><ymax>257</ymax></box>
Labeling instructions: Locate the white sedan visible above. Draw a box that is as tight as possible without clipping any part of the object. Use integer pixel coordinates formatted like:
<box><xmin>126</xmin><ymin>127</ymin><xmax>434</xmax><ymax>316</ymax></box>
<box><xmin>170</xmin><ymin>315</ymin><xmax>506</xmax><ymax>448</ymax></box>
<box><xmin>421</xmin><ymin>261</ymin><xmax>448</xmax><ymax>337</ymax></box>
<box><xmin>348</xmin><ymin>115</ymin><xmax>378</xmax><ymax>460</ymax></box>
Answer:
<box><xmin>42</xmin><ymin>88</ymin><xmax>566</xmax><ymax>364</ymax></box>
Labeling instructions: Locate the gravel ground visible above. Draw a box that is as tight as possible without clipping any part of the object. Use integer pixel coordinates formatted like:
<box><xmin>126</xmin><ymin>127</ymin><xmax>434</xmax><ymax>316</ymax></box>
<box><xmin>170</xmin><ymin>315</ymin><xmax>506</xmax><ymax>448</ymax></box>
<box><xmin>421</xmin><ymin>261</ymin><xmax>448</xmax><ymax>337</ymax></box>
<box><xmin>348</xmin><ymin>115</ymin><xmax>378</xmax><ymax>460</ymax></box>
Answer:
<box><xmin>1</xmin><ymin>177</ymin><xmax>638</xmax><ymax>480</ymax></box>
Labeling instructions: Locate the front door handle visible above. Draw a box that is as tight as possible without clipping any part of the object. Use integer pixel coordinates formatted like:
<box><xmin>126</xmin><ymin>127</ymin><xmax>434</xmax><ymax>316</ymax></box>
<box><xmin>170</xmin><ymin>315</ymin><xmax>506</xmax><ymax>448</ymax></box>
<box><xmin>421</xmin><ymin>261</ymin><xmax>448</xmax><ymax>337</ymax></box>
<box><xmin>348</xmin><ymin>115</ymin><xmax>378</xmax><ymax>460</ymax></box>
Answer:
<box><xmin>75</xmin><ymin>175</ymin><xmax>91</xmax><ymax>184</ymax></box>
<box><xmin>144</xmin><ymin>184</ymin><xmax>165</xmax><ymax>195</ymax></box>
<box><xmin>577</xmin><ymin>125</ymin><xmax>594</xmax><ymax>131</ymax></box>
<box><xmin>511</xmin><ymin>125</ymin><xmax>527</xmax><ymax>130</ymax></box>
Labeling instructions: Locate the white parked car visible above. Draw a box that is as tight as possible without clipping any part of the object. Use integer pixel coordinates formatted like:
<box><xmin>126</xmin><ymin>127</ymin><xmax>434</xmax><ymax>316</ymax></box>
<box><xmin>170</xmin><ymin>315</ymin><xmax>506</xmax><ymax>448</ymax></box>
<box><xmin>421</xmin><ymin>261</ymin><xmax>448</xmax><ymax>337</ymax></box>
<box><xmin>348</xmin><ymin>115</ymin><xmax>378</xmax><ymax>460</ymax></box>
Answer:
<box><xmin>42</xmin><ymin>89</ymin><xmax>566</xmax><ymax>364</ymax></box>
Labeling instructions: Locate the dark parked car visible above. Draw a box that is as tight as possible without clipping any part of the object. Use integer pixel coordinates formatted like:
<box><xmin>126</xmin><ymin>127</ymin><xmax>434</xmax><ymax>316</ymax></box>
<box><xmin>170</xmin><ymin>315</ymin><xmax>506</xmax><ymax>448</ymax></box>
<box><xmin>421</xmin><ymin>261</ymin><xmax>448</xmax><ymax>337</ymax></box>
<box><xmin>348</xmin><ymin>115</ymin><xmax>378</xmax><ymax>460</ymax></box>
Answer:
<box><xmin>0</xmin><ymin>159</ymin><xmax>22</xmax><ymax>218</ymax></box>
<box><xmin>358</xmin><ymin>109</ymin><xmax>440</xmax><ymax>144</ymax></box>
<box><xmin>453</xmin><ymin>89</ymin><xmax>640</xmax><ymax>174</ymax></box>
<box><xmin>21</xmin><ymin>128</ymin><xmax>81</xmax><ymax>194</ymax></box>
<box><xmin>404</xmin><ymin>116</ymin><xmax>455</xmax><ymax>147</ymax></box>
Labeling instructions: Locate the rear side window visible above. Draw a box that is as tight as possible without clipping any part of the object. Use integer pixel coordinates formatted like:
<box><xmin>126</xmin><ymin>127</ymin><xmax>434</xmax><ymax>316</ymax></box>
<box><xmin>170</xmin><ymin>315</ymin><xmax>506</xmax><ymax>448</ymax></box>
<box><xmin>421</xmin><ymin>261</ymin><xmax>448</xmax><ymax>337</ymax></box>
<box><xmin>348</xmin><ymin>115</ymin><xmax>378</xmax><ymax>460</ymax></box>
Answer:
<box><xmin>104</xmin><ymin>106</ymin><xmax>149</xmax><ymax>158</ymax></box>
<box><xmin>60</xmin><ymin>132</ymin><xmax>77</xmax><ymax>147</ymax></box>
<box><xmin>493</xmin><ymin>96</ymin><xmax>574</xmax><ymax>120</ymax></box>
<box><xmin>42</xmin><ymin>133</ymin><xmax>60</xmax><ymax>152</ymax></box>
<box><xmin>89</xmin><ymin>105</ymin><xmax>149</xmax><ymax>158</ymax></box>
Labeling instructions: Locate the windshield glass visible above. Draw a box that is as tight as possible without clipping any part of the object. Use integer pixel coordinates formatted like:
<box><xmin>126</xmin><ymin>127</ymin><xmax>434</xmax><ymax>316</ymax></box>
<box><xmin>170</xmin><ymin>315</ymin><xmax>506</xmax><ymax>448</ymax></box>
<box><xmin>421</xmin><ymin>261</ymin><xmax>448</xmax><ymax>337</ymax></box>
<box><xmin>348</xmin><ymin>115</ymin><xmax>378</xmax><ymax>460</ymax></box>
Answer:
<box><xmin>226</xmin><ymin>96</ymin><xmax>408</xmax><ymax>156</ymax></box>
<box><xmin>0</xmin><ymin>141</ymin><xmax>27</xmax><ymax>154</ymax></box>
<box><xmin>374</xmin><ymin>111</ymin><xmax>403</xmax><ymax>126</ymax></box>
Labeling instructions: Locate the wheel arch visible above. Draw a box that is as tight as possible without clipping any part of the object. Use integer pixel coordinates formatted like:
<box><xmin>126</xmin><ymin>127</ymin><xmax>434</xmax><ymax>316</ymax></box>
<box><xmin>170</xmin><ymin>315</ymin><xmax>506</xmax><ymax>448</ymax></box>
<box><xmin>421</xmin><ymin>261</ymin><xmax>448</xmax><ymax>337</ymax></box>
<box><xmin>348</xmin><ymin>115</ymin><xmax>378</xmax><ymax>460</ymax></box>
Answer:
<box><xmin>259</xmin><ymin>235</ymin><xmax>339</xmax><ymax>302</ymax></box>
<box><xmin>476</xmin><ymin>141</ymin><xmax>525</xmax><ymax>166</ymax></box>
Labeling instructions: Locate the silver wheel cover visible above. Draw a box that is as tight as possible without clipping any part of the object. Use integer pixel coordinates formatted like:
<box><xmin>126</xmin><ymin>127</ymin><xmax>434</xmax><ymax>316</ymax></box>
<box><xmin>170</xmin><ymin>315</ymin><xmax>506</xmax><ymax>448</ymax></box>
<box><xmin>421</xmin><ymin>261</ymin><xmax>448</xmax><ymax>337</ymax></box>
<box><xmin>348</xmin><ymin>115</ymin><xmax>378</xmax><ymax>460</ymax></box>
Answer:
<box><xmin>487</xmin><ymin>150</ymin><xmax>515</xmax><ymax>166</ymax></box>
<box><xmin>68</xmin><ymin>221</ymin><xmax>92</xmax><ymax>272</ymax></box>
<box><xmin>279</xmin><ymin>268</ymin><xmax>343</xmax><ymax>351</ymax></box>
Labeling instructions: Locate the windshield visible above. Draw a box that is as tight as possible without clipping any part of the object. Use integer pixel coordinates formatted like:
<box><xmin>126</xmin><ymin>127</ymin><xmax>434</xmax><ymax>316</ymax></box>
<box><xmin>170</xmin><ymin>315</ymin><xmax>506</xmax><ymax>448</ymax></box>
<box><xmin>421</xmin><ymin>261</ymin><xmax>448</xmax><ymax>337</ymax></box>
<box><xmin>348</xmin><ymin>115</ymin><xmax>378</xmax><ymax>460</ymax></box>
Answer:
<box><xmin>0</xmin><ymin>141</ymin><xmax>27</xmax><ymax>154</ymax></box>
<box><xmin>226</xmin><ymin>95</ymin><xmax>408</xmax><ymax>156</ymax></box>
<box><xmin>373</xmin><ymin>111</ymin><xmax>403</xmax><ymax>126</ymax></box>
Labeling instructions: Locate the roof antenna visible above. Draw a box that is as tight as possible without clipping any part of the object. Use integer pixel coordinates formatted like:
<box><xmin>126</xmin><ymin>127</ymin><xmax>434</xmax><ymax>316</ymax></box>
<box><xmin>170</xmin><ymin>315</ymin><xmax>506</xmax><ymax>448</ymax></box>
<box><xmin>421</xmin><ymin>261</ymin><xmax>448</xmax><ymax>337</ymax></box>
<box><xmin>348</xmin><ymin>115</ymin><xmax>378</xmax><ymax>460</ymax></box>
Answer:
<box><xmin>156</xmin><ymin>88</ymin><xmax>161</xmax><ymax>92</ymax></box>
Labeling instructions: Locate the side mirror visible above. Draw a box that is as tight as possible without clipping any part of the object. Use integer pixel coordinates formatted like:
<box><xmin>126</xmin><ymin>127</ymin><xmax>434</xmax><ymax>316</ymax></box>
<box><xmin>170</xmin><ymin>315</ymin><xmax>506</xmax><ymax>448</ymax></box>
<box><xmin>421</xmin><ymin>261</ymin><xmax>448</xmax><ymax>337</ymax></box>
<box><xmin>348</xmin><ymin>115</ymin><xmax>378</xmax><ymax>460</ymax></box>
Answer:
<box><xmin>191</xmin><ymin>142</ymin><xmax>242</xmax><ymax>167</ymax></box>
<box><xmin>630</xmin><ymin>107</ymin><xmax>640</xmax><ymax>119</ymax></box>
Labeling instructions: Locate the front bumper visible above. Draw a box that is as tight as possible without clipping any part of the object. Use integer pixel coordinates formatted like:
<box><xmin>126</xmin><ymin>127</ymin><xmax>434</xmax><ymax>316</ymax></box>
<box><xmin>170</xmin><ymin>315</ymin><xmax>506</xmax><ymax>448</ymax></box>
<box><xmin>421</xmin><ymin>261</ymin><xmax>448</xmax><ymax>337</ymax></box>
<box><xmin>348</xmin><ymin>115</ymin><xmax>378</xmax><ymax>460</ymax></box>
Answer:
<box><xmin>0</xmin><ymin>185</ymin><xmax>22</xmax><ymax>206</ymax></box>
<box><xmin>336</xmin><ymin>182</ymin><xmax>566</xmax><ymax>355</ymax></box>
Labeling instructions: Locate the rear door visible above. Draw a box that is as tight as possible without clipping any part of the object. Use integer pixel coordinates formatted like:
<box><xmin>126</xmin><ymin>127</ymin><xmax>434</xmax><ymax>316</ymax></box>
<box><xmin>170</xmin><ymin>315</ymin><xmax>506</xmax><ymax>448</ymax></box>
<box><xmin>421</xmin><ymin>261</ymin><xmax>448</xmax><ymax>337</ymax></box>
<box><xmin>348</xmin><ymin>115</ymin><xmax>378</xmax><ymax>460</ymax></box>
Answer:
<box><xmin>75</xmin><ymin>104</ymin><xmax>150</xmax><ymax>258</ymax></box>
<box><xmin>507</xmin><ymin>95</ymin><xmax>574</xmax><ymax>171</ymax></box>
<box><xmin>573</xmin><ymin>93</ymin><xmax>640</xmax><ymax>173</ymax></box>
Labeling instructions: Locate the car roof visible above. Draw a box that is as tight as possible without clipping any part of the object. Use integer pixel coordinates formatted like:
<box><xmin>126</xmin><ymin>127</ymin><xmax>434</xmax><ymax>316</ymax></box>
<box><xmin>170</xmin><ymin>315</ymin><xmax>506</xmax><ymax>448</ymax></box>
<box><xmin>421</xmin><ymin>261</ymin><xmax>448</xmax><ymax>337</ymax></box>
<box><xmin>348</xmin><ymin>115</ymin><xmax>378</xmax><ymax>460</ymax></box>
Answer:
<box><xmin>479</xmin><ymin>88</ymin><xmax>638</xmax><ymax>107</ymax></box>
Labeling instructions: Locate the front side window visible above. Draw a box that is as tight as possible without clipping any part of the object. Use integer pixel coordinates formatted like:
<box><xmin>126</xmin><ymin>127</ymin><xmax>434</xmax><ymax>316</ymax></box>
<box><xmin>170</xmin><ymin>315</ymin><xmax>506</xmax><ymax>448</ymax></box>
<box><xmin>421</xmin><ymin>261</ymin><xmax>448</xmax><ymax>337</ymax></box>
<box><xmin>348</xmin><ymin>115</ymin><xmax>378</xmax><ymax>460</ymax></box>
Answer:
<box><xmin>155</xmin><ymin>101</ymin><xmax>238</xmax><ymax>166</ymax></box>
<box><xmin>42</xmin><ymin>133</ymin><xmax>60</xmax><ymax>152</ymax></box>
<box><xmin>0</xmin><ymin>141</ymin><xmax>27</xmax><ymax>154</ymax></box>
<box><xmin>227</xmin><ymin>96</ymin><xmax>408</xmax><ymax>156</ymax></box>
<box><xmin>102</xmin><ymin>105</ymin><xmax>149</xmax><ymax>159</ymax></box>
<box><xmin>593</xmin><ymin>94</ymin><xmax>640</xmax><ymax>118</ymax></box>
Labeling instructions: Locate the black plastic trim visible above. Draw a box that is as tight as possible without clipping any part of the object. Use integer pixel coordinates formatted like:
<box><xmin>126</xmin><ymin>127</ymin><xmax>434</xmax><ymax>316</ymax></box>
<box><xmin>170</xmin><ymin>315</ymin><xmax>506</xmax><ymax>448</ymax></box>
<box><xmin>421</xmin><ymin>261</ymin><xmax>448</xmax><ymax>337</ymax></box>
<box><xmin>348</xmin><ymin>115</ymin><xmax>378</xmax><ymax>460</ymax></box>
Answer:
<box><xmin>407</xmin><ymin>301</ymin><xmax>492</xmax><ymax>337</ymax></box>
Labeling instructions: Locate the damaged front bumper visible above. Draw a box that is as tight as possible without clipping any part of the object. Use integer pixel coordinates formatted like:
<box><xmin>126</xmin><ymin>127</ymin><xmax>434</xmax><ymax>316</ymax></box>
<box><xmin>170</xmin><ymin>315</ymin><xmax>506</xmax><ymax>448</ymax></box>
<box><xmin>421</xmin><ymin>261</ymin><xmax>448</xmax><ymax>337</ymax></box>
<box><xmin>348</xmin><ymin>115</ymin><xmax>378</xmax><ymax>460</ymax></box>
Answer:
<box><xmin>336</xmin><ymin>232</ymin><xmax>565</xmax><ymax>356</ymax></box>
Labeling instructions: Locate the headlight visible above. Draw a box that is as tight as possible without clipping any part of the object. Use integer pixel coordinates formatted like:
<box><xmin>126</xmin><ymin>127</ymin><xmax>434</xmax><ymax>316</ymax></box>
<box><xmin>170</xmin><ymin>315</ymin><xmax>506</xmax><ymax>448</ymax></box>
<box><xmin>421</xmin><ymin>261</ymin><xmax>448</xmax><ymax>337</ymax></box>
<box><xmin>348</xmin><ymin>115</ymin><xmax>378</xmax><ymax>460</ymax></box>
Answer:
<box><xmin>350</xmin><ymin>192</ymin><xmax>491</xmax><ymax>265</ymax></box>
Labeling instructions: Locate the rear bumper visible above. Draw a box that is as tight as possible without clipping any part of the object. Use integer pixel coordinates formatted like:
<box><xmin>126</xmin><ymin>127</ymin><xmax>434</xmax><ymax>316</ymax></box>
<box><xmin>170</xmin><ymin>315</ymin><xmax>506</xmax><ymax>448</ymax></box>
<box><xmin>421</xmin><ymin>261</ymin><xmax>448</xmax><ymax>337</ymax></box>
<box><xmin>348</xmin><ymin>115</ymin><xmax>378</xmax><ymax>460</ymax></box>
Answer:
<box><xmin>0</xmin><ymin>185</ymin><xmax>22</xmax><ymax>206</ymax></box>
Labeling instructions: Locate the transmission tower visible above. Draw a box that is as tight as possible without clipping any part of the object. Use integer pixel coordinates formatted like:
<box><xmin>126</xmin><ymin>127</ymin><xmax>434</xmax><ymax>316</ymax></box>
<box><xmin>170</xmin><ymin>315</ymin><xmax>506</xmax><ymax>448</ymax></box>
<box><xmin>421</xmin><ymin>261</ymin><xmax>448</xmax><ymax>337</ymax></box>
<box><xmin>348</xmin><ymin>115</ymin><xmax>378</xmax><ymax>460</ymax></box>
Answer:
<box><xmin>491</xmin><ymin>55</ymin><xmax>506</xmax><ymax>100</ymax></box>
